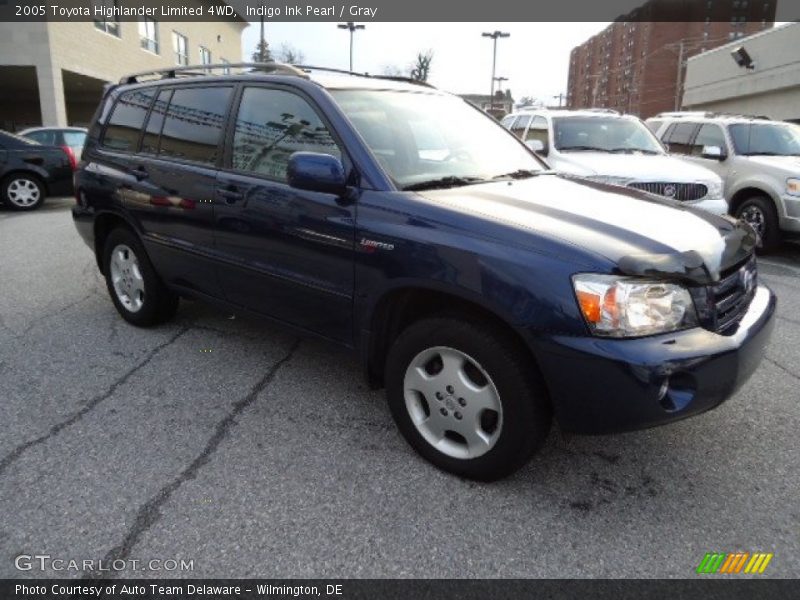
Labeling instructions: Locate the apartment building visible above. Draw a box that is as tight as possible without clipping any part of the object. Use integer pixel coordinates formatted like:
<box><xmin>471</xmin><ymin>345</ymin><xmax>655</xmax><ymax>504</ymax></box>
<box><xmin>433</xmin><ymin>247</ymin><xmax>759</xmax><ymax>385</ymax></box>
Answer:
<box><xmin>566</xmin><ymin>0</ymin><xmax>776</xmax><ymax>118</ymax></box>
<box><xmin>0</xmin><ymin>2</ymin><xmax>247</xmax><ymax>130</ymax></box>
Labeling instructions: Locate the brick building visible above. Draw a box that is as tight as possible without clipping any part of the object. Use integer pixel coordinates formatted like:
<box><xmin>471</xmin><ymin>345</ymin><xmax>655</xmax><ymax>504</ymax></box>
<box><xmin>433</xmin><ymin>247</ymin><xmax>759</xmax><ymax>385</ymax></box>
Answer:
<box><xmin>566</xmin><ymin>0</ymin><xmax>776</xmax><ymax>118</ymax></box>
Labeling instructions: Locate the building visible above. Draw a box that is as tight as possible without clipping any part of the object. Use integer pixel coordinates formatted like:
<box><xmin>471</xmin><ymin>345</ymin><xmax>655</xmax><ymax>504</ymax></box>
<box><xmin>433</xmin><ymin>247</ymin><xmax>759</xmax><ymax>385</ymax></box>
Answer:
<box><xmin>0</xmin><ymin>2</ymin><xmax>246</xmax><ymax>131</ymax></box>
<box><xmin>682</xmin><ymin>22</ymin><xmax>800</xmax><ymax>122</ymax></box>
<box><xmin>459</xmin><ymin>91</ymin><xmax>514</xmax><ymax>116</ymax></box>
<box><xmin>566</xmin><ymin>0</ymin><xmax>776</xmax><ymax>118</ymax></box>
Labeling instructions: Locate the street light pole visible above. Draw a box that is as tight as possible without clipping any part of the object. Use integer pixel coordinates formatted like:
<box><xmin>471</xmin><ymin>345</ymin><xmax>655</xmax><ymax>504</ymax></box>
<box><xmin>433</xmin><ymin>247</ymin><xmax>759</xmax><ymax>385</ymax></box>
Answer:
<box><xmin>338</xmin><ymin>22</ymin><xmax>365</xmax><ymax>72</ymax></box>
<box><xmin>482</xmin><ymin>31</ymin><xmax>510</xmax><ymax>112</ymax></box>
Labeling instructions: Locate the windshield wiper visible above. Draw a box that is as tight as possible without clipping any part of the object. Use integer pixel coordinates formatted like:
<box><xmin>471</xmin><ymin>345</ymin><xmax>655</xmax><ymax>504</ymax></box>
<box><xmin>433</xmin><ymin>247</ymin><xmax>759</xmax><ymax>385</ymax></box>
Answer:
<box><xmin>558</xmin><ymin>145</ymin><xmax>610</xmax><ymax>152</ymax></box>
<box><xmin>608</xmin><ymin>147</ymin><xmax>660</xmax><ymax>154</ymax></box>
<box><xmin>492</xmin><ymin>169</ymin><xmax>543</xmax><ymax>180</ymax></box>
<box><xmin>402</xmin><ymin>176</ymin><xmax>486</xmax><ymax>191</ymax></box>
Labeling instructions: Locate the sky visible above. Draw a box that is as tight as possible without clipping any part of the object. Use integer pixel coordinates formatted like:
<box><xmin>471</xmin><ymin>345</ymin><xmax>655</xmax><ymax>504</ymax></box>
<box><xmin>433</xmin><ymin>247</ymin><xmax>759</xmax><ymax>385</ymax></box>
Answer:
<box><xmin>239</xmin><ymin>22</ymin><xmax>609</xmax><ymax>103</ymax></box>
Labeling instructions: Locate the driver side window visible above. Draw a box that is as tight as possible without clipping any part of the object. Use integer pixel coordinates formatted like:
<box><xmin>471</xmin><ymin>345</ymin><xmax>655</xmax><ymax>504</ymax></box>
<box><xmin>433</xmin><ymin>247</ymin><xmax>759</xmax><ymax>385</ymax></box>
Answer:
<box><xmin>231</xmin><ymin>87</ymin><xmax>341</xmax><ymax>181</ymax></box>
<box><xmin>525</xmin><ymin>117</ymin><xmax>549</xmax><ymax>145</ymax></box>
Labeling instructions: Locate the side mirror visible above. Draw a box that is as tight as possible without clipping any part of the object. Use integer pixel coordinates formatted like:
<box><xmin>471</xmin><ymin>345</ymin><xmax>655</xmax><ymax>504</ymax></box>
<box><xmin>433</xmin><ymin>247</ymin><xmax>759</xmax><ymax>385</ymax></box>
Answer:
<box><xmin>287</xmin><ymin>152</ymin><xmax>347</xmax><ymax>195</ymax></box>
<box><xmin>526</xmin><ymin>139</ymin><xmax>547</xmax><ymax>155</ymax></box>
<box><xmin>701</xmin><ymin>145</ymin><xmax>726</xmax><ymax>160</ymax></box>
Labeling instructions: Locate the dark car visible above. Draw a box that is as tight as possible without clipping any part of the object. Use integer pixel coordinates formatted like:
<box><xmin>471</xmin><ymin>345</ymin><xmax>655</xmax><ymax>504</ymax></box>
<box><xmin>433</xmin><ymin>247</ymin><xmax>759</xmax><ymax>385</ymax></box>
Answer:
<box><xmin>19</xmin><ymin>126</ymin><xmax>88</xmax><ymax>161</ymax></box>
<box><xmin>72</xmin><ymin>63</ymin><xmax>776</xmax><ymax>481</ymax></box>
<box><xmin>0</xmin><ymin>130</ymin><xmax>75</xmax><ymax>210</ymax></box>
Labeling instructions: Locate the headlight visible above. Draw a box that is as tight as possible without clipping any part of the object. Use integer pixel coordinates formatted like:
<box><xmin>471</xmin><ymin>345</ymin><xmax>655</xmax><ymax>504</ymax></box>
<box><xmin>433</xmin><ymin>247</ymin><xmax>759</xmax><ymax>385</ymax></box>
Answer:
<box><xmin>787</xmin><ymin>178</ymin><xmax>800</xmax><ymax>196</ymax></box>
<box><xmin>705</xmin><ymin>180</ymin><xmax>724</xmax><ymax>199</ymax></box>
<box><xmin>573</xmin><ymin>274</ymin><xmax>698</xmax><ymax>337</ymax></box>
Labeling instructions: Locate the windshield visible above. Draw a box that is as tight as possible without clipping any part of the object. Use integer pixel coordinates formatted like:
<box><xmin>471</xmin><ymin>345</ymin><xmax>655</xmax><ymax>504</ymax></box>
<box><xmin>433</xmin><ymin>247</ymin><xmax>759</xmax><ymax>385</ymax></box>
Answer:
<box><xmin>553</xmin><ymin>116</ymin><xmax>664</xmax><ymax>154</ymax></box>
<box><xmin>729</xmin><ymin>122</ymin><xmax>800</xmax><ymax>156</ymax></box>
<box><xmin>330</xmin><ymin>89</ymin><xmax>546</xmax><ymax>190</ymax></box>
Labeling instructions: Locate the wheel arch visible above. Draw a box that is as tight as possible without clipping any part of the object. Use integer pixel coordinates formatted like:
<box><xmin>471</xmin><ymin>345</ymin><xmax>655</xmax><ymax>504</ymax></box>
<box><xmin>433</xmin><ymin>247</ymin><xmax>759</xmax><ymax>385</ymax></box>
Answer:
<box><xmin>361</xmin><ymin>285</ymin><xmax>544</xmax><ymax>390</ymax></box>
<box><xmin>729</xmin><ymin>186</ymin><xmax>779</xmax><ymax>217</ymax></box>
<box><xmin>93</xmin><ymin>211</ymin><xmax>140</xmax><ymax>274</ymax></box>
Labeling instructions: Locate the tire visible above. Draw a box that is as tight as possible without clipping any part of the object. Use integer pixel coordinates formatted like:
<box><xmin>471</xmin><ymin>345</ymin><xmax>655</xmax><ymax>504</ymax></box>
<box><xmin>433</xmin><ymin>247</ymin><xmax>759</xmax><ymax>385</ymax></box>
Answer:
<box><xmin>385</xmin><ymin>316</ymin><xmax>552</xmax><ymax>481</ymax></box>
<box><xmin>734</xmin><ymin>195</ymin><xmax>780</xmax><ymax>254</ymax></box>
<box><xmin>102</xmin><ymin>227</ymin><xmax>179</xmax><ymax>326</ymax></box>
<box><xmin>1</xmin><ymin>174</ymin><xmax>45</xmax><ymax>211</ymax></box>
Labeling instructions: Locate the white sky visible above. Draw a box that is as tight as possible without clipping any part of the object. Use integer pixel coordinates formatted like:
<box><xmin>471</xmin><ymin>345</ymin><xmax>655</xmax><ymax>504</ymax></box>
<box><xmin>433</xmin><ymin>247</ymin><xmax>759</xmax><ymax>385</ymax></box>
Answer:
<box><xmin>240</xmin><ymin>22</ymin><xmax>609</xmax><ymax>102</ymax></box>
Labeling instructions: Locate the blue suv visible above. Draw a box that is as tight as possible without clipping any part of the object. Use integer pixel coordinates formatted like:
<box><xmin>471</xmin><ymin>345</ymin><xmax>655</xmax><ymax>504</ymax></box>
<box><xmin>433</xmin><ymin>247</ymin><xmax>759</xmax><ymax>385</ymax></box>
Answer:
<box><xmin>72</xmin><ymin>63</ymin><xmax>776</xmax><ymax>480</ymax></box>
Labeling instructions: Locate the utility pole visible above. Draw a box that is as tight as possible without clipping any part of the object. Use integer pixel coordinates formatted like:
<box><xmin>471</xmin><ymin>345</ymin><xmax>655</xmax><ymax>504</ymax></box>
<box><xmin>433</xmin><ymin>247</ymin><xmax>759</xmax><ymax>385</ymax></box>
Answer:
<box><xmin>553</xmin><ymin>92</ymin><xmax>566</xmax><ymax>107</ymax></box>
<box><xmin>482</xmin><ymin>30</ymin><xmax>510</xmax><ymax>111</ymax></box>
<box><xmin>338</xmin><ymin>22</ymin><xmax>365</xmax><ymax>72</ymax></box>
<box><xmin>674</xmin><ymin>39</ymin><xmax>685</xmax><ymax>110</ymax></box>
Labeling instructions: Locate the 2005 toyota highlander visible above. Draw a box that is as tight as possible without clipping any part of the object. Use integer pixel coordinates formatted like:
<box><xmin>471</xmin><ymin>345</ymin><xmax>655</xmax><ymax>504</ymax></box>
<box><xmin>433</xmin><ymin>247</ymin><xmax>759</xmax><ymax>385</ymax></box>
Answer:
<box><xmin>72</xmin><ymin>63</ymin><xmax>776</xmax><ymax>481</ymax></box>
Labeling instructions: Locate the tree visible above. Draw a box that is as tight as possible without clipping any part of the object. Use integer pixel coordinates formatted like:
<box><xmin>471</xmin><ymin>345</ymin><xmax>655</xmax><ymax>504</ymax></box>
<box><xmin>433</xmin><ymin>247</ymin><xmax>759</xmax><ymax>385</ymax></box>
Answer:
<box><xmin>251</xmin><ymin>39</ymin><xmax>272</xmax><ymax>62</ymax></box>
<box><xmin>277</xmin><ymin>43</ymin><xmax>305</xmax><ymax>64</ymax></box>
<box><xmin>518</xmin><ymin>96</ymin><xmax>536</xmax><ymax>108</ymax></box>
<box><xmin>410</xmin><ymin>50</ymin><xmax>434</xmax><ymax>82</ymax></box>
<box><xmin>381</xmin><ymin>64</ymin><xmax>405</xmax><ymax>77</ymax></box>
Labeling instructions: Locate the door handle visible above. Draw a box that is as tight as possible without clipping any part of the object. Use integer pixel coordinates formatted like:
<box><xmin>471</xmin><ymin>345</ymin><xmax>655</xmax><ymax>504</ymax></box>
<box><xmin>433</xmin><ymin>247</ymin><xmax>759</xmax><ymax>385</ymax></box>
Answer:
<box><xmin>132</xmin><ymin>166</ymin><xmax>149</xmax><ymax>180</ymax></box>
<box><xmin>217</xmin><ymin>188</ymin><xmax>244</xmax><ymax>204</ymax></box>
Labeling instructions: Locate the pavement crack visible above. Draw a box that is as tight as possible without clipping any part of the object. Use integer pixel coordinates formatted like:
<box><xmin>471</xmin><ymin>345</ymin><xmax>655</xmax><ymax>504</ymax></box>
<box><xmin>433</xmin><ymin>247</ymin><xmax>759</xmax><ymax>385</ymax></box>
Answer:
<box><xmin>88</xmin><ymin>339</ymin><xmax>301</xmax><ymax>578</ymax></box>
<box><xmin>19</xmin><ymin>291</ymin><xmax>97</xmax><ymax>336</ymax></box>
<box><xmin>0</xmin><ymin>326</ymin><xmax>191</xmax><ymax>478</ymax></box>
<box><xmin>765</xmin><ymin>356</ymin><xmax>800</xmax><ymax>382</ymax></box>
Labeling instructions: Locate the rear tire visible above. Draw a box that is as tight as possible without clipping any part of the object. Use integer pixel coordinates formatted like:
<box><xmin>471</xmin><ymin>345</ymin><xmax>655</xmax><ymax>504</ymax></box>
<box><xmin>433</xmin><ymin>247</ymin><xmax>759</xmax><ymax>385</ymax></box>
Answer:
<box><xmin>385</xmin><ymin>316</ymin><xmax>552</xmax><ymax>481</ymax></box>
<box><xmin>102</xmin><ymin>228</ymin><xmax>178</xmax><ymax>326</ymax></box>
<box><xmin>734</xmin><ymin>195</ymin><xmax>780</xmax><ymax>253</ymax></box>
<box><xmin>1</xmin><ymin>174</ymin><xmax>45</xmax><ymax>211</ymax></box>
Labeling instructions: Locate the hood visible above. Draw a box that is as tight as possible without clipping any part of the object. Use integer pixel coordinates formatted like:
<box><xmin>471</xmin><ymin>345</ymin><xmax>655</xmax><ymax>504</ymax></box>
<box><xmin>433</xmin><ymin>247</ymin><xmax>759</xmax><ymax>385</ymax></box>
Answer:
<box><xmin>551</xmin><ymin>152</ymin><xmax>721</xmax><ymax>183</ymax></box>
<box><xmin>419</xmin><ymin>174</ymin><xmax>754</xmax><ymax>283</ymax></box>
<box><xmin>743</xmin><ymin>155</ymin><xmax>800</xmax><ymax>173</ymax></box>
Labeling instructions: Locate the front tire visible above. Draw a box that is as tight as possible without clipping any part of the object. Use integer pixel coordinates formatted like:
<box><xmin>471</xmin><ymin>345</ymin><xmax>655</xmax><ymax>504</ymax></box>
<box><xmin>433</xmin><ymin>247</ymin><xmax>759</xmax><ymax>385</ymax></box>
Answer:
<box><xmin>735</xmin><ymin>195</ymin><xmax>780</xmax><ymax>253</ymax></box>
<box><xmin>102</xmin><ymin>228</ymin><xmax>178</xmax><ymax>326</ymax></box>
<box><xmin>1</xmin><ymin>174</ymin><xmax>45</xmax><ymax>211</ymax></box>
<box><xmin>385</xmin><ymin>316</ymin><xmax>552</xmax><ymax>481</ymax></box>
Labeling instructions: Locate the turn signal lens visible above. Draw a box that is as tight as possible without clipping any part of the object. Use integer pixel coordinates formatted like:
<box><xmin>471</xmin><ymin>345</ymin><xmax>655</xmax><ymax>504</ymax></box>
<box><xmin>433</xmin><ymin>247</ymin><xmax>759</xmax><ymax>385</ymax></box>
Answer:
<box><xmin>576</xmin><ymin>290</ymin><xmax>601</xmax><ymax>323</ymax></box>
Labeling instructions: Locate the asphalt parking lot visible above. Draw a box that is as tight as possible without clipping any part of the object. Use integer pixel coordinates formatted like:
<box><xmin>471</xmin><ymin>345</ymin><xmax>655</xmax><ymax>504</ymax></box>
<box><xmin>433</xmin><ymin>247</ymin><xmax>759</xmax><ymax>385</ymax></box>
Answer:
<box><xmin>1</xmin><ymin>197</ymin><xmax>799</xmax><ymax>579</ymax></box>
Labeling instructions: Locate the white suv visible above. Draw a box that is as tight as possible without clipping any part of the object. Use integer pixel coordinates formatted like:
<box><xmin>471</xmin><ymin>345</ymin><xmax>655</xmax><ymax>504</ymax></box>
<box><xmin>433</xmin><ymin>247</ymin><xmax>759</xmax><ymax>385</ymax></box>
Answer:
<box><xmin>648</xmin><ymin>112</ymin><xmax>800</xmax><ymax>251</ymax></box>
<box><xmin>501</xmin><ymin>109</ymin><xmax>727</xmax><ymax>215</ymax></box>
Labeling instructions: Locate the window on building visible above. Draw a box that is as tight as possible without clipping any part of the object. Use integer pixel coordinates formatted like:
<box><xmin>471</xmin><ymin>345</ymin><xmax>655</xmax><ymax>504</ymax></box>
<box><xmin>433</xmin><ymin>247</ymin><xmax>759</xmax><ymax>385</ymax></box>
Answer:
<box><xmin>139</xmin><ymin>17</ymin><xmax>159</xmax><ymax>54</ymax></box>
<box><xmin>231</xmin><ymin>88</ymin><xmax>341</xmax><ymax>180</ymax></box>
<box><xmin>692</xmin><ymin>124</ymin><xmax>727</xmax><ymax>155</ymax></box>
<box><xmin>102</xmin><ymin>88</ymin><xmax>156</xmax><ymax>152</ymax></box>
<box><xmin>94</xmin><ymin>0</ymin><xmax>120</xmax><ymax>37</ymax></box>
<box><xmin>173</xmin><ymin>32</ymin><xmax>188</xmax><ymax>66</ymax></box>
<box><xmin>158</xmin><ymin>86</ymin><xmax>233</xmax><ymax>164</ymax></box>
<box><xmin>199</xmin><ymin>46</ymin><xmax>212</xmax><ymax>68</ymax></box>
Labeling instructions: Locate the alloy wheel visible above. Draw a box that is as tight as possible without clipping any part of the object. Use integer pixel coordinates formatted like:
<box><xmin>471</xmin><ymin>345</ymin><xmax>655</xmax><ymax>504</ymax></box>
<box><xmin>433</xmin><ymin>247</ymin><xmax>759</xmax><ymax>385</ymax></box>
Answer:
<box><xmin>109</xmin><ymin>244</ymin><xmax>145</xmax><ymax>313</ymax></box>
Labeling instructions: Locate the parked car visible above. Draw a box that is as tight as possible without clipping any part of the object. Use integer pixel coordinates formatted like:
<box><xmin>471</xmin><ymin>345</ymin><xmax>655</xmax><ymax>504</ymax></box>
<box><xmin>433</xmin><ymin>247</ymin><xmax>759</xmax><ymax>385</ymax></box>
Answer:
<box><xmin>0</xmin><ymin>130</ymin><xmax>75</xmax><ymax>210</ymax></box>
<box><xmin>647</xmin><ymin>112</ymin><xmax>800</xmax><ymax>251</ymax></box>
<box><xmin>72</xmin><ymin>64</ymin><xmax>775</xmax><ymax>481</ymax></box>
<box><xmin>502</xmin><ymin>109</ymin><xmax>728</xmax><ymax>215</ymax></box>
<box><xmin>19</xmin><ymin>126</ymin><xmax>88</xmax><ymax>161</ymax></box>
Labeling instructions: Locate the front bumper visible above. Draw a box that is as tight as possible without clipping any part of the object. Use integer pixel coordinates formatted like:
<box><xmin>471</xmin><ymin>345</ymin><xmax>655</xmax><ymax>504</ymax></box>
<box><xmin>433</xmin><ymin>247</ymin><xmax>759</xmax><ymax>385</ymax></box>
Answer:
<box><xmin>530</xmin><ymin>284</ymin><xmax>776</xmax><ymax>434</ymax></box>
<box><xmin>687</xmin><ymin>197</ymin><xmax>728</xmax><ymax>216</ymax></box>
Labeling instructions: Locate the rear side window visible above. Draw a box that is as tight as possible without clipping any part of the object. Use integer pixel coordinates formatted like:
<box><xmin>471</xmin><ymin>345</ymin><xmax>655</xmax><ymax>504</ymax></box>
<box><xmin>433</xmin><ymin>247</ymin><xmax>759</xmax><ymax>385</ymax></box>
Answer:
<box><xmin>63</xmin><ymin>131</ymin><xmax>86</xmax><ymax>147</ymax></box>
<box><xmin>231</xmin><ymin>87</ymin><xmax>341</xmax><ymax>181</ymax></box>
<box><xmin>526</xmin><ymin>116</ymin><xmax>549</xmax><ymax>144</ymax></box>
<box><xmin>664</xmin><ymin>122</ymin><xmax>697</xmax><ymax>154</ymax></box>
<box><xmin>103</xmin><ymin>88</ymin><xmax>156</xmax><ymax>152</ymax></box>
<box><xmin>511</xmin><ymin>115</ymin><xmax>531</xmax><ymax>139</ymax></box>
<box><xmin>25</xmin><ymin>130</ymin><xmax>58</xmax><ymax>145</ymax></box>
<box><xmin>500</xmin><ymin>115</ymin><xmax>516</xmax><ymax>129</ymax></box>
<box><xmin>158</xmin><ymin>86</ymin><xmax>232</xmax><ymax>165</ymax></box>
<box><xmin>141</xmin><ymin>89</ymin><xmax>172</xmax><ymax>155</ymax></box>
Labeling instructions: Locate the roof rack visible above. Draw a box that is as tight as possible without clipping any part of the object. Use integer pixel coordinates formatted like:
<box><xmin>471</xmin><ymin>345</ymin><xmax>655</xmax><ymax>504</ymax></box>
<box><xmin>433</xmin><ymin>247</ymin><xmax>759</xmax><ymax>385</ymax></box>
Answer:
<box><xmin>295</xmin><ymin>65</ymin><xmax>436</xmax><ymax>88</ymax></box>
<box><xmin>120</xmin><ymin>62</ymin><xmax>309</xmax><ymax>84</ymax></box>
<box><xmin>654</xmin><ymin>110</ymin><xmax>770</xmax><ymax>120</ymax></box>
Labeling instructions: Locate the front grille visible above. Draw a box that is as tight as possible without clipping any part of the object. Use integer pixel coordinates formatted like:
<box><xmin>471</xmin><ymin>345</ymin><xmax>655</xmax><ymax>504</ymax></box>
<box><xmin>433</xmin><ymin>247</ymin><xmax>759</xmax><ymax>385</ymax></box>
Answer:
<box><xmin>692</xmin><ymin>256</ymin><xmax>757</xmax><ymax>335</ymax></box>
<box><xmin>628</xmin><ymin>181</ymin><xmax>708</xmax><ymax>201</ymax></box>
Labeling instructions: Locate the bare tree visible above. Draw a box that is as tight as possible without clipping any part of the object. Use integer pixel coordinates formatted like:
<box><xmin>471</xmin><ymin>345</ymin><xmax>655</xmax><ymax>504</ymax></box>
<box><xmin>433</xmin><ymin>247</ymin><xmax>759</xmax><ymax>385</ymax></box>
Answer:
<box><xmin>381</xmin><ymin>64</ymin><xmax>405</xmax><ymax>77</ymax></box>
<box><xmin>277</xmin><ymin>43</ymin><xmax>306</xmax><ymax>64</ymax></box>
<box><xmin>410</xmin><ymin>50</ymin><xmax>434</xmax><ymax>82</ymax></box>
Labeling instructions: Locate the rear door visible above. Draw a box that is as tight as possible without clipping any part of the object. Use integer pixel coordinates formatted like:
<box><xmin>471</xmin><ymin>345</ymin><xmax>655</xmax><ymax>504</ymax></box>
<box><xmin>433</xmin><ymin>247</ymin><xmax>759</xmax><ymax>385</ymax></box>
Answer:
<box><xmin>102</xmin><ymin>84</ymin><xmax>234</xmax><ymax>299</ymax></box>
<box><xmin>214</xmin><ymin>84</ymin><xmax>355</xmax><ymax>342</ymax></box>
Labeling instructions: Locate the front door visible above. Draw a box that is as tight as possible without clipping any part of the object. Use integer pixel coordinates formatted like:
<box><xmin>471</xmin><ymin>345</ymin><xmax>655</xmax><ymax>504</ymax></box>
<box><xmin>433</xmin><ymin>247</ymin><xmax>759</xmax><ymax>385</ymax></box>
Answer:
<box><xmin>214</xmin><ymin>85</ymin><xmax>355</xmax><ymax>343</ymax></box>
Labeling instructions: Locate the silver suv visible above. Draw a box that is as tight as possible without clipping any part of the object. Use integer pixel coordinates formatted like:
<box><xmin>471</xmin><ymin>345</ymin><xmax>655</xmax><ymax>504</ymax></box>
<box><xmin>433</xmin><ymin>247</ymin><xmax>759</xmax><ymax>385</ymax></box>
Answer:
<box><xmin>648</xmin><ymin>112</ymin><xmax>800</xmax><ymax>251</ymax></box>
<box><xmin>501</xmin><ymin>109</ymin><xmax>727</xmax><ymax>215</ymax></box>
